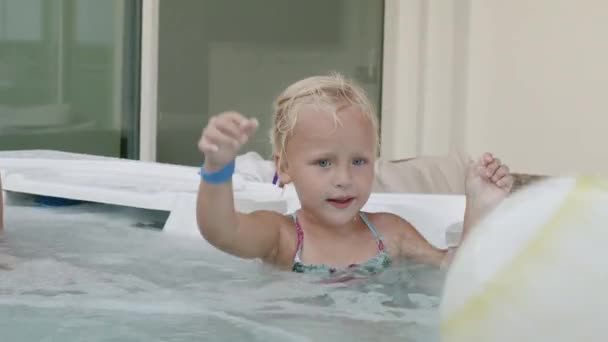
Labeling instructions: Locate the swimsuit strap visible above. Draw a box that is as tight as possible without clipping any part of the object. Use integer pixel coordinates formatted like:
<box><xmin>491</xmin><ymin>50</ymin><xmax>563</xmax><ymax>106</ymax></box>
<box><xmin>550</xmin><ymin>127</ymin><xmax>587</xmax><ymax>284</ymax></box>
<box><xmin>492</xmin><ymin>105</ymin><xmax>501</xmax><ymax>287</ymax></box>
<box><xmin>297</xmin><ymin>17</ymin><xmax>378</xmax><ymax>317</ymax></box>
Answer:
<box><xmin>359</xmin><ymin>212</ymin><xmax>386</xmax><ymax>251</ymax></box>
<box><xmin>292</xmin><ymin>213</ymin><xmax>305</xmax><ymax>263</ymax></box>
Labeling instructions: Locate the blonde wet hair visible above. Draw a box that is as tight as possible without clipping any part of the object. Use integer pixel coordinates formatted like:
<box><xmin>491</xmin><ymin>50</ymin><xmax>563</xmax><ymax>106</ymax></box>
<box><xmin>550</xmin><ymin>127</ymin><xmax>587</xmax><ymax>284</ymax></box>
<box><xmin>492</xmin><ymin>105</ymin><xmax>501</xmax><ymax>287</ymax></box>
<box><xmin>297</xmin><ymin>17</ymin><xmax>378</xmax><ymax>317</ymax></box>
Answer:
<box><xmin>270</xmin><ymin>72</ymin><xmax>379</xmax><ymax>170</ymax></box>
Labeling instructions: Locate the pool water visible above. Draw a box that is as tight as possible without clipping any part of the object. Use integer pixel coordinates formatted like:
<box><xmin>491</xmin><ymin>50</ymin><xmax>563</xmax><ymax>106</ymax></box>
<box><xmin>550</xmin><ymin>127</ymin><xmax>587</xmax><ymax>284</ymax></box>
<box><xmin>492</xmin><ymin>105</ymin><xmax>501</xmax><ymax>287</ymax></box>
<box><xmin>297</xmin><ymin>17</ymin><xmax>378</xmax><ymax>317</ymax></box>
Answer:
<box><xmin>0</xmin><ymin>201</ymin><xmax>443</xmax><ymax>341</ymax></box>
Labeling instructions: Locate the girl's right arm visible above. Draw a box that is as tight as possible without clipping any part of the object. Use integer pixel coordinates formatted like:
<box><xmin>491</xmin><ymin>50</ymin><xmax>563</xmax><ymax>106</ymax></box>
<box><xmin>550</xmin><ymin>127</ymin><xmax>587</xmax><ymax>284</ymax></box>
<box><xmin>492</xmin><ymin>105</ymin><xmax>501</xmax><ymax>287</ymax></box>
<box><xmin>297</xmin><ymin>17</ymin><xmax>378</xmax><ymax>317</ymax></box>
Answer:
<box><xmin>196</xmin><ymin>112</ymin><xmax>283</xmax><ymax>262</ymax></box>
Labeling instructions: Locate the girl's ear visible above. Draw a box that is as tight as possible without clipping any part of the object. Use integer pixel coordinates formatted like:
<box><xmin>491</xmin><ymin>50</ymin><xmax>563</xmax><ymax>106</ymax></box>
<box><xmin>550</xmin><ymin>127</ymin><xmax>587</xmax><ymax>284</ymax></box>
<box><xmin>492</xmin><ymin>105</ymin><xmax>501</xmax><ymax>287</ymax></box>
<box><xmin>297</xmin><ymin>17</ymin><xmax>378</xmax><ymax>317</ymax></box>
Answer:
<box><xmin>273</xmin><ymin>154</ymin><xmax>292</xmax><ymax>186</ymax></box>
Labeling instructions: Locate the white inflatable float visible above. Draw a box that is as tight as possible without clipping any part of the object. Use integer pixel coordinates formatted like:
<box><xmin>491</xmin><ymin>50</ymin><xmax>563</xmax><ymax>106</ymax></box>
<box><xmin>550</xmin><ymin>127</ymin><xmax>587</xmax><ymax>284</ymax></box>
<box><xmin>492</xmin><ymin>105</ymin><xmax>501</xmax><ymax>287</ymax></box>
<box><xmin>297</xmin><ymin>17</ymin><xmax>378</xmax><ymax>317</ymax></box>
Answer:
<box><xmin>0</xmin><ymin>150</ymin><xmax>465</xmax><ymax>249</ymax></box>
<box><xmin>441</xmin><ymin>176</ymin><xmax>608</xmax><ymax>342</ymax></box>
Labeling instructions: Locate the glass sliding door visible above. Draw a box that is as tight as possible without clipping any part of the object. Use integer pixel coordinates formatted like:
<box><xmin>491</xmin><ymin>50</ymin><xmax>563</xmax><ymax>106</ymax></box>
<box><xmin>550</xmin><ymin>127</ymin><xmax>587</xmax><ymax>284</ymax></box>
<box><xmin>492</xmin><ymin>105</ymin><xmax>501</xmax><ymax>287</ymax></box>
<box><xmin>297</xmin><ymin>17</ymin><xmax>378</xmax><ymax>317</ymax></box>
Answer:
<box><xmin>0</xmin><ymin>0</ymin><xmax>141</xmax><ymax>158</ymax></box>
<box><xmin>156</xmin><ymin>0</ymin><xmax>384</xmax><ymax>165</ymax></box>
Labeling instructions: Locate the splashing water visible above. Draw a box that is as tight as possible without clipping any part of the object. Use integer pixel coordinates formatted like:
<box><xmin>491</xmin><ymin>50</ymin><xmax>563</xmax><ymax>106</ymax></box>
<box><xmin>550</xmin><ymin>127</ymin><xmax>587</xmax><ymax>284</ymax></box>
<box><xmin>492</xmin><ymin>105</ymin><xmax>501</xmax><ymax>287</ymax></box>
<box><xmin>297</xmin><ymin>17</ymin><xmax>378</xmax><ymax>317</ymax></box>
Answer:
<box><xmin>1</xmin><ymin>201</ymin><xmax>442</xmax><ymax>341</ymax></box>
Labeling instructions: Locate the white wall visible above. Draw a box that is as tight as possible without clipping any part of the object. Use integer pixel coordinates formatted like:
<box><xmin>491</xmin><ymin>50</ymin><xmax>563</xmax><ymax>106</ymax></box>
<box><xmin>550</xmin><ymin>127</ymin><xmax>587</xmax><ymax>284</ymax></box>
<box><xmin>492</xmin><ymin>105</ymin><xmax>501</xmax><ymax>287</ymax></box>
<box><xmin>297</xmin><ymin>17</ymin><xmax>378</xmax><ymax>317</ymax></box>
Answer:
<box><xmin>384</xmin><ymin>0</ymin><xmax>608</xmax><ymax>175</ymax></box>
<box><xmin>464</xmin><ymin>0</ymin><xmax>608</xmax><ymax>175</ymax></box>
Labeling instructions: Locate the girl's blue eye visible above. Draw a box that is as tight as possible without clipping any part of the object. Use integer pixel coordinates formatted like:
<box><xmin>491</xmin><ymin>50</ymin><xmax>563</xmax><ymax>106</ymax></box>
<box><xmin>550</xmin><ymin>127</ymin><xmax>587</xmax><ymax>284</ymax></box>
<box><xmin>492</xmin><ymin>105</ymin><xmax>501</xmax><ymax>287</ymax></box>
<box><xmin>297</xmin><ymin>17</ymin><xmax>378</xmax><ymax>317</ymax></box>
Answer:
<box><xmin>317</xmin><ymin>160</ymin><xmax>330</xmax><ymax>167</ymax></box>
<box><xmin>353</xmin><ymin>159</ymin><xmax>366</xmax><ymax>166</ymax></box>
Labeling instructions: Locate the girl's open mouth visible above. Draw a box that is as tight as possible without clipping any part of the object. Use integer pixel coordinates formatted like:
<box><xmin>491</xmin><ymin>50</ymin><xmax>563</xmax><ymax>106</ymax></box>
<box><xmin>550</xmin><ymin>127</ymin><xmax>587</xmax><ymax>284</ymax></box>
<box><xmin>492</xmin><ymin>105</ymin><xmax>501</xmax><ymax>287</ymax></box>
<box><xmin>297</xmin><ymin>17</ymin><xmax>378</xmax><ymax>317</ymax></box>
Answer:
<box><xmin>327</xmin><ymin>197</ymin><xmax>355</xmax><ymax>208</ymax></box>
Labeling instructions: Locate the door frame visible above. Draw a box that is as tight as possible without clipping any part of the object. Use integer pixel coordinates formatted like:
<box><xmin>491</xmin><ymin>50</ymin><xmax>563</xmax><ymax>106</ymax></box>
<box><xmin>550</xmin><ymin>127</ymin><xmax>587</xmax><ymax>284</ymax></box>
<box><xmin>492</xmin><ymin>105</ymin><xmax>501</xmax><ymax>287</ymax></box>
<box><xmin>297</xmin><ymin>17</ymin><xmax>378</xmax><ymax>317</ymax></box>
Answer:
<box><xmin>138</xmin><ymin>0</ymin><xmax>159</xmax><ymax>161</ymax></box>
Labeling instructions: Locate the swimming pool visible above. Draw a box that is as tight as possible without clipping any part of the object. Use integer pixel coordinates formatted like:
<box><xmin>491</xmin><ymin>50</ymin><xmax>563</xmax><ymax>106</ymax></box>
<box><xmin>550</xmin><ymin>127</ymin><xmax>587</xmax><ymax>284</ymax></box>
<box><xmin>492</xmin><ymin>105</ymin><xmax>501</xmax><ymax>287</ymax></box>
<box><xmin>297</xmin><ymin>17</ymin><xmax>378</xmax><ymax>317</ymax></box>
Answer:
<box><xmin>0</xmin><ymin>200</ymin><xmax>444</xmax><ymax>341</ymax></box>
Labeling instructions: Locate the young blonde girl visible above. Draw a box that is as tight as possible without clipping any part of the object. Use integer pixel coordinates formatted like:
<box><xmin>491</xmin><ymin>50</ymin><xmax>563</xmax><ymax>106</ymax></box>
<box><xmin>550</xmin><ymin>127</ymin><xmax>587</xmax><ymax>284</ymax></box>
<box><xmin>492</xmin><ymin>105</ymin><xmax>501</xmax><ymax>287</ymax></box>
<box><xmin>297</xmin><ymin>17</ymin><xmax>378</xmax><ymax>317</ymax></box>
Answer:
<box><xmin>196</xmin><ymin>73</ymin><xmax>512</xmax><ymax>276</ymax></box>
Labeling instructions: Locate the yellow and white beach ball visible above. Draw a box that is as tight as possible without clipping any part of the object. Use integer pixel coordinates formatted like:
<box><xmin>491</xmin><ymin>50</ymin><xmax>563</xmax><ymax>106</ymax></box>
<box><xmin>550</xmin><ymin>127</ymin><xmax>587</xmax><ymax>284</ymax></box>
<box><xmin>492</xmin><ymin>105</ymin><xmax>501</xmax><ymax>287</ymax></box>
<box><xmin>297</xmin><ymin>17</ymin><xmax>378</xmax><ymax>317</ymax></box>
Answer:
<box><xmin>441</xmin><ymin>176</ymin><xmax>608</xmax><ymax>342</ymax></box>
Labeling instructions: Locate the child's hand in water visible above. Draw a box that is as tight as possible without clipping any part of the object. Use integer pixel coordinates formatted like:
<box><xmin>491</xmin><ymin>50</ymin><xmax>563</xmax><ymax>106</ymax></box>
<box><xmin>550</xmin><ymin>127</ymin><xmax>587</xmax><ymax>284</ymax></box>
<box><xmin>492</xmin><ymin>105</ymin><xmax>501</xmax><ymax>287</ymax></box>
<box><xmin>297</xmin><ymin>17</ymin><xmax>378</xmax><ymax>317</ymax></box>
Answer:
<box><xmin>198</xmin><ymin>111</ymin><xmax>259</xmax><ymax>169</ymax></box>
<box><xmin>465</xmin><ymin>152</ymin><xmax>514</xmax><ymax>213</ymax></box>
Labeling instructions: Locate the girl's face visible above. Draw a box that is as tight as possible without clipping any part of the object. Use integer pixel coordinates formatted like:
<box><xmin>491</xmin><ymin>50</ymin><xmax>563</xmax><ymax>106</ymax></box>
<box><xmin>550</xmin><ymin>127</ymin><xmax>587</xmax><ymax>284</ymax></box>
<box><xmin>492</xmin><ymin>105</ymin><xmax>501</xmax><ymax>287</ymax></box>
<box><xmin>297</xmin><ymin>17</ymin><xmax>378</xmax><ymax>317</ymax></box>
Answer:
<box><xmin>278</xmin><ymin>104</ymin><xmax>376</xmax><ymax>227</ymax></box>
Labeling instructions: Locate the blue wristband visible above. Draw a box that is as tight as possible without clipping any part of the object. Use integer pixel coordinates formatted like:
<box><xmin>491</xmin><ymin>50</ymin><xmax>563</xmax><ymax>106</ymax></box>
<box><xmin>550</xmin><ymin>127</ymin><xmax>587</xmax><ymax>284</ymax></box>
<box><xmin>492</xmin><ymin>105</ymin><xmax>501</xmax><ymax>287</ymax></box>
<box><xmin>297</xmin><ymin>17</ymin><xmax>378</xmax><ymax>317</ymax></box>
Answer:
<box><xmin>200</xmin><ymin>160</ymin><xmax>235</xmax><ymax>184</ymax></box>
